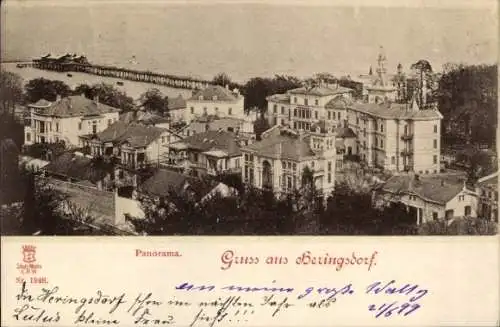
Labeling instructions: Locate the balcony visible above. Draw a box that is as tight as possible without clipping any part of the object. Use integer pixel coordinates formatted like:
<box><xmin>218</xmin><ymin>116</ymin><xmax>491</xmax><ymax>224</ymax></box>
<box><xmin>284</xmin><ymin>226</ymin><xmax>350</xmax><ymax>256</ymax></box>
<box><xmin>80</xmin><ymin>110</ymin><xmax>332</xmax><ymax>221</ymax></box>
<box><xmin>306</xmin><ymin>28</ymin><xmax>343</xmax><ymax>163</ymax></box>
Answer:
<box><xmin>401</xmin><ymin>133</ymin><xmax>413</xmax><ymax>141</ymax></box>
<box><xmin>400</xmin><ymin>149</ymin><xmax>413</xmax><ymax>156</ymax></box>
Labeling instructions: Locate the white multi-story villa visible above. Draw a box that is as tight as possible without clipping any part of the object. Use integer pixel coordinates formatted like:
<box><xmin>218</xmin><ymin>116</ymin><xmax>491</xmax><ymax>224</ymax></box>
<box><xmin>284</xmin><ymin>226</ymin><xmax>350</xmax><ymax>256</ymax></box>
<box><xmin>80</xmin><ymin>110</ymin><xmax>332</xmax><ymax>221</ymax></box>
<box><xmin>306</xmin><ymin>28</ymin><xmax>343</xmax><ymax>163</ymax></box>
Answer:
<box><xmin>184</xmin><ymin>85</ymin><xmax>245</xmax><ymax>123</ymax></box>
<box><xmin>24</xmin><ymin>94</ymin><xmax>121</xmax><ymax>147</ymax></box>
<box><xmin>241</xmin><ymin>125</ymin><xmax>337</xmax><ymax>196</ymax></box>
<box><xmin>266</xmin><ymin>51</ymin><xmax>443</xmax><ymax>174</ymax></box>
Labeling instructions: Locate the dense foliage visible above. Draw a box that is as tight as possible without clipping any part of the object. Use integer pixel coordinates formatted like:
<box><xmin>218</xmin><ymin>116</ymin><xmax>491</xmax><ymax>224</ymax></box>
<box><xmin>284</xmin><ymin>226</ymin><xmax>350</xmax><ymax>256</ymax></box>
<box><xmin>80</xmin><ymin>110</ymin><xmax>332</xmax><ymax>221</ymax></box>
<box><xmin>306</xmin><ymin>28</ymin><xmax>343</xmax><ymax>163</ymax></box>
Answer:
<box><xmin>436</xmin><ymin>64</ymin><xmax>497</xmax><ymax>146</ymax></box>
<box><xmin>418</xmin><ymin>217</ymin><xmax>497</xmax><ymax>235</ymax></box>
<box><xmin>25</xmin><ymin>78</ymin><xmax>72</xmax><ymax>102</ymax></box>
<box><xmin>0</xmin><ymin>70</ymin><xmax>24</xmax><ymax>113</ymax></box>
<box><xmin>128</xmin><ymin>171</ymin><xmax>418</xmax><ymax>236</ymax></box>
<box><xmin>242</xmin><ymin>75</ymin><xmax>302</xmax><ymax>113</ymax></box>
<box><xmin>74</xmin><ymin>82</ymin><xmax>136</xmax><ymax>112</ymax></box>
<box><xmin>139</xmin><ymin>88</ymin><xmax>169</xmax><ymax>115</ymax></box>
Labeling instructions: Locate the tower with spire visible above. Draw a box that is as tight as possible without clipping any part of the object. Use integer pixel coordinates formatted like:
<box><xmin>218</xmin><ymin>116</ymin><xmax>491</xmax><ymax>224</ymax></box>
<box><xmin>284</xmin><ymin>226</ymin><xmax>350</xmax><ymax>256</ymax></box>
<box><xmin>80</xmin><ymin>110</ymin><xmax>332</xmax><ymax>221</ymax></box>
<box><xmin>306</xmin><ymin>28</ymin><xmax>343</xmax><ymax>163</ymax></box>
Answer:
<box><xmin>366</xmin><ymin>46</ymin><xmax>397</xmax><ymax>104</ymax></box>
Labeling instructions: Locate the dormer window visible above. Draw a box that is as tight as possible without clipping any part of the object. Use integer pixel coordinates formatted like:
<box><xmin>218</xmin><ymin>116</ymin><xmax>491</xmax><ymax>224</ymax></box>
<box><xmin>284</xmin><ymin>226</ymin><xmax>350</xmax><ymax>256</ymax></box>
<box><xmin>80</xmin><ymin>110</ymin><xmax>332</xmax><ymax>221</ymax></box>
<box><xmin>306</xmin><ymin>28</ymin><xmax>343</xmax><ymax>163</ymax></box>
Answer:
<box><xmin>213</xmin><ymin>95</ymin><xmax>218</xmax><ymax>101</ymax></box>
<box><xmin>199</xmin><ymin>95</ymin><xmax>204</xmax><ymax>100</ymax></box>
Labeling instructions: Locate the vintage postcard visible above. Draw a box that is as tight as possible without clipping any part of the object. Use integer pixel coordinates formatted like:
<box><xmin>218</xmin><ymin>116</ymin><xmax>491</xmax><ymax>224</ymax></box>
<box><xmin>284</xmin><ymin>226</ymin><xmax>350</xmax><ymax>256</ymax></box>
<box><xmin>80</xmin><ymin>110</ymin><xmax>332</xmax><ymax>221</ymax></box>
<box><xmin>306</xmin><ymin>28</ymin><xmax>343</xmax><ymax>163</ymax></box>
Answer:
<box><xmin>0</xmin><ymin>0</ymin><xmax>499</xmax><ymax>325</ymax></box>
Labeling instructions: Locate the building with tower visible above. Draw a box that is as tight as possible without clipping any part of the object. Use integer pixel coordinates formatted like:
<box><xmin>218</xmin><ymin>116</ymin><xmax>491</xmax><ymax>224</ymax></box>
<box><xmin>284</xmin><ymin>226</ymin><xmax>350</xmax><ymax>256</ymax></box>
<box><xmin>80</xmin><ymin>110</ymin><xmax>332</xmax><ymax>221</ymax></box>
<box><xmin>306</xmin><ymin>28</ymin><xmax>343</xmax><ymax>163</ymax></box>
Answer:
<box><xmin>265</xmin><ymin>47</ymin><xmax>443</xmax><ymax>174</ymax></box>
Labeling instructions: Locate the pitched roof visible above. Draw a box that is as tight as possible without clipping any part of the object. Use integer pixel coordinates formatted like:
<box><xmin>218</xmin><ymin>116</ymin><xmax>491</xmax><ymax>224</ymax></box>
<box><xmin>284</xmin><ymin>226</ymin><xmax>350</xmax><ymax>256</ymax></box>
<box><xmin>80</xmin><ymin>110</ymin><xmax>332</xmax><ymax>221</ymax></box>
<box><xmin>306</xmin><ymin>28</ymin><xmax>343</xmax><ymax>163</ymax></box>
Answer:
<box><xmin>267</xmin><ymin>94</ymin><xmax>291</xmax><ymax>103</ymax></box>
<box><xmin>334</xmin><ymin>126</ymin><xmax>356</xmax><ymax>138</ymax></box>
<box><xmin>43</xmin><ymin>152</ymin><xmax>106</xmax><ymax>183</ymax></box>
<box><xmin>94</xmin><ymin>121</ymin><xmax>166</xmax><ymax>148</ymax></box>
<box><xmin>382</xmin><ymin>174</ymin><xmax>468</xmax><ymax>204</ymax></box>
<box><xmin>139</xmin><ymin>169</ymin><xmax>190</xmax><ymax>197</ymax></box>
<box><xmin>188</xmin><ymin>85</ymin><xmax>239</xmax><ymax>102</ymax></box>
<box><xmin>33</xmin><ymin>95</ymin><xmax>120</xmax><ymax>117</ymax></box>
<box><xmin>288</xmin><ymin>85</ymin><xmax>353</xmax><ymax>96</ymax></box>
<box><xmin>242</xmin><ymin>130</ymin><xmax>316</xmax><ymax>161</ymax></box>
<box><xmin>172</xmin><ymin>130</ymin><xmax>241</xmax><ymax>157</ymax></box>
<box><xmin>168</xmin><ymin>95</ymin><xmax>187</xmax><ymax>110</ymax></box>
<box><xmin>325</xmin><ymin>95</ymin><xmax>353</xmax><ymax>109</ymax></box>
<box><xmin>350</xmin><ymin>101</ymin><xmax>443</xmax><ymax>120</ymax></box>
<box><xmin>477</xmin><ymin>171</ymin><xmax>498</xmax><ymax>186</ymax></box>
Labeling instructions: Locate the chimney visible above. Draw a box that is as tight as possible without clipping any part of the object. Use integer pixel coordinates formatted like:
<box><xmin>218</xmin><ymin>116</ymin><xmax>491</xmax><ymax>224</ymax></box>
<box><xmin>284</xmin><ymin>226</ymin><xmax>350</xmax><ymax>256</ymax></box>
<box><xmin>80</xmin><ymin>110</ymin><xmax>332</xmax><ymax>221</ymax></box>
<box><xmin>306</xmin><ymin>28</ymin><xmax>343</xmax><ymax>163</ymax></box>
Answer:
<box><xmin>276</xmin><ymin>142</ymin><xmax>282</xmax><ymax>159</ymax></box>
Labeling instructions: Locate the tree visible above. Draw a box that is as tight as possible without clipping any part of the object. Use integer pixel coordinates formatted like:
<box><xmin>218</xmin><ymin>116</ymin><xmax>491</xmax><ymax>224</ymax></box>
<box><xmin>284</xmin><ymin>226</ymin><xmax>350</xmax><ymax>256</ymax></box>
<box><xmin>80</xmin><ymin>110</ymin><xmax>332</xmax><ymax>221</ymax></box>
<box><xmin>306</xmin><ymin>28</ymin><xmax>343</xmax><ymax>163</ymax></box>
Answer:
<box><xmin>139</xmin><ymin>88</ymin><xmax>168</xmax><ymax>115</ymax></box>
<box><xmin>0</xmin><ymin>71</ymin><xmax>23</xmax><ymax>115</ymax></box>
<box><xmin>25</xmin><ymin>78</ymin><xmax>72</xmax><ymax>103</ymax></box>
<box><xmin>0</xmin><ymin>139</ymin><xmax>21</xmax><ymax>205</ymax></box>
<box><xmin>212</xmin><ymin>73</ymin><xmax>233</xmax><ymax>87</ymax></box>
<box><xmin>436</xmin><ymin>64</ymin><xmax>497</xmax><ymax>147</ymax></box>
<box><xmin>243</xmin><ymin>75</ymin><xmax>301</xmax><ymax>113</ymax></box>
<box><xmin>418</xmin><ymin>217</ymin><xmax>497</xmax><ymax>235</ymax></box>
<box><xmin>253</xmin><ymin>115</ymin><xmax>271</xmax><ymax>140</ymax></box>
<box><xmin>410</xmin><ymin>60</ymin><xmax>433</xmax><ymax>108</ymax></box>
<box><xmin>74</xmin><ymin>82</ymin><xmax>135</xmax><ymax>112</ymax></box>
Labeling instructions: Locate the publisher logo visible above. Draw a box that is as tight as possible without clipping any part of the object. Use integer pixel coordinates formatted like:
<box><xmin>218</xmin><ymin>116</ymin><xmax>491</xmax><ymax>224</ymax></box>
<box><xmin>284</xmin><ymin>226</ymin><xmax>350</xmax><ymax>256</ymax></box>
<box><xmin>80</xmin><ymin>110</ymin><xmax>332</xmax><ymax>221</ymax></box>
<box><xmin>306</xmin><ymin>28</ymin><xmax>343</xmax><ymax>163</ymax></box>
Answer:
<box><xmin>17</xmin><ymin>244</ymin><xmax>42</xmax><ymax>275</ymax></box>
<box><xmin>22</xmin><ymin>245</ymin><xmax>37</xmax><ymax>264</ymax></box>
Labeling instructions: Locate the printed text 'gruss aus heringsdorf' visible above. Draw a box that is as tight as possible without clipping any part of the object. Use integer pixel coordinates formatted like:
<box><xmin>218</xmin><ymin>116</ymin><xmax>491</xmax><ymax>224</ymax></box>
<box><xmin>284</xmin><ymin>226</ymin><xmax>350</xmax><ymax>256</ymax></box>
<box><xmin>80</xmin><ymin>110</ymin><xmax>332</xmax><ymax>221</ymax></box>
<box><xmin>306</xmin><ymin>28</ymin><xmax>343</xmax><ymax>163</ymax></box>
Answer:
<box><xmin>219</xmin><ymin>249</ymin><xmax>379</xmax><ymax>271</ymax></box>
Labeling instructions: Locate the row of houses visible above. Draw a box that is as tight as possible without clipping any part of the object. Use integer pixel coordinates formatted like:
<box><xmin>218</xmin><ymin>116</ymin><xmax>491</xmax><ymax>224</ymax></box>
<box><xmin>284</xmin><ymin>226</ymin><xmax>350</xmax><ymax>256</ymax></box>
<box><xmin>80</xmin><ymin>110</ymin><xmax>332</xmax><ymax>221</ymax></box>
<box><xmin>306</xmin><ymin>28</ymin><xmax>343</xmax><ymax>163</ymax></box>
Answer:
<box><xmin>21</xmin><ymin>52</ymin><xmax>498</xmax><ymax>227</ymax></box>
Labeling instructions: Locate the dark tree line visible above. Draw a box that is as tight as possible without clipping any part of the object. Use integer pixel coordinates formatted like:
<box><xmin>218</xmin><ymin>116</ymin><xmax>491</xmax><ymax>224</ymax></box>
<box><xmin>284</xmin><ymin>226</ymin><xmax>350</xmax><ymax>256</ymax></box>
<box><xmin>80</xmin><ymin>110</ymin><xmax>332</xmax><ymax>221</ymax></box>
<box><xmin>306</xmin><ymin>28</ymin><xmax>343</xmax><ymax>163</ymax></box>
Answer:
<box><xmin>128</xmin><ymin>171</ymin><xmax>417</xmax><ymax>236</ymax></box>
<box><xmin>436</xmin><ymin>64</ymin><xmax>497</xmax><ymax>146</ymax></box>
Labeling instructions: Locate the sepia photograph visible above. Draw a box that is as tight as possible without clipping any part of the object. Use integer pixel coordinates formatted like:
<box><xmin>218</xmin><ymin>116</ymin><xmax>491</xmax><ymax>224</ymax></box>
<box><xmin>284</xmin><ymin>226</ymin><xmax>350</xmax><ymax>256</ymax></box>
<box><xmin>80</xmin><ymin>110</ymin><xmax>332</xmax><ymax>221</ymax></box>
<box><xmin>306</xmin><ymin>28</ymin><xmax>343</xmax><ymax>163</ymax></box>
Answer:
<box><xmin>0</xmin><ymin>0</ymin><xmax>498</xmax><ymax>236</ymax></box>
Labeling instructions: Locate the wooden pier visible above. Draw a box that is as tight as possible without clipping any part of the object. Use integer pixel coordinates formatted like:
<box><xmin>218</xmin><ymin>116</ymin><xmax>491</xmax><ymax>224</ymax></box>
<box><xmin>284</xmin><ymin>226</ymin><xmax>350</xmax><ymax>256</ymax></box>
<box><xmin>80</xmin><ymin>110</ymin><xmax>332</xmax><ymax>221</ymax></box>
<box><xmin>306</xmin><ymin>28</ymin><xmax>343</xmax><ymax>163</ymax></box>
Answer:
<box><xmin>27</xmin><ymin>59</ymin><xmax>212</xmax><ymax>90</ymax></box>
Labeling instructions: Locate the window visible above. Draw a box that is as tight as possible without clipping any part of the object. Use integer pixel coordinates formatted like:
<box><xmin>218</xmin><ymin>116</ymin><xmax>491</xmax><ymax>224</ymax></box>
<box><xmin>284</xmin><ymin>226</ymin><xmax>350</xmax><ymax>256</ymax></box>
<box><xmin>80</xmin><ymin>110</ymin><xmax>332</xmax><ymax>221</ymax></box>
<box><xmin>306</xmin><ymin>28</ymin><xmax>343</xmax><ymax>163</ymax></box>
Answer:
<box><xmin>328</xmin><ymin>112</ymin><xmax>331</xmax><ymax>120</ymax></box>
<box><xmin>380</xmin><ymin>140</ymin><xmax>384</xmax><ymax>148</ymax></box>
<box><xmin>380</xmin><ymin>124</ymin><xmax>384</xmax><ymax>132</ymax></box>
<box><xmin>328</xmin><ymin>173</ymin><xmax>332</xmax><ymax>183</ymax></box>
<box><xmin>356</xmin><ymin>118</ymin><xmax>359</xmax><ymax>125</ymax></box>
<box><xmin>215</xmin><ymin>107</ymin><xmax>219</xmax><ymax>115</ymax></box>
<box><xmin>315</xmin><ymin>99</ymin><xmax>319</xmax><ymax>106</ymax></box>
<box><xmin>281</xmin><ymin>119</ymin><xmax>285</xmax><ymax>125</ymax></box>
<box><xmin>315</xmin><ymin>111</ymin><xmax>318</xmax><ymax>119</ymax></box>
<box><xmin>338</xmin><ymin>112</ymin><xmax>340</xmax><ymax>120</ymax></box>
<box><xmin>26</xmin><ymin>133</ymin><xmax>31</xmax><ymax>142</ymax></box>
<box><xmin>235</xmin><ymin>158</ymin><xmax>240</xmax><ymax>168</ymax></box>
<box><xmin>294</xmin><ymin>109</ymin><xmax>297</xmax><ymax>117</ymax></box>
<box><xmin>391</xmin><ymin>156</ymin><xmax>395</xmax><ymax>164</ymax></box>
<box><xmin>78</xmin><ymin>122</ymin><xmax>82</xmax><ymax>130</ymax></box>
<box><xmin>92</xmin><ymin>121</ymin><xmax>97</xmax><ymax>134</ymax></box>
<box><xmin>434</xmin><ymin>124</ymin><xmax>437</xmax><ymax>133</ymax></box>
<box><xmin>281</xmin><ymin>107</ymin><xmax>285</xmax><ymax>114</ymax></box>
<box><xmin>328</xmin><ymin>162</ymin><xmax>332</xmax><ymax>171</ymax></box>
<box><xmin>433</xmin><ymin>139</ymin><xmax>437</xmax><ymax>149</ymax></box>
<box><xmin>433</xmin><ymin>155</ymin><xmax>437</xmax><ymax>164</ymax></box>
<box><xmin>108</xmin><ymin>119</ymin><xmax>112</xmax><ymax>126</ymax></box>
<box><xmin>294</xmin><ymin>97</ymin><xmax>297</xmax><ymax>104</ymax></box>
<box><xmin>304</xmin><ymin>99</ymin><xmax>308</xmax><ymax>106</ymax></box>
<box><xmin>273</xmin><ymin>104</ymin><xmax>277</xmax><ymax>113</ymax></box>
<box><xmin>203</xmin><ymin>107</ymin><xmax>207</xmax><ymax>115</ymax></box>
<box><xmin>464</xmin><ymin>206</ymin><xmax>471</xmax><ymax>216</ymax></box>
<box><xmin>56</xmin><ymin>122</ymin><xmax>59</xmax><ymax>132</ymax></box>
<box><xmin>161</xmin><ymin>136</ymin><xmax>165</xmax><ymax>143</ymax></box>
<box><xmin>190</xmin><ymin>107</ymin><xmax>194</xmax><ymax>114</ymax></box>
<box><xmin>432</xmin><ymin>212</ymin><xmax>438</xmax><ymax>221</ymax></box>
<box><xmin>228</xmin><ymin>108</ymin><xmax>232</xmax><ymax>115</ymax></box>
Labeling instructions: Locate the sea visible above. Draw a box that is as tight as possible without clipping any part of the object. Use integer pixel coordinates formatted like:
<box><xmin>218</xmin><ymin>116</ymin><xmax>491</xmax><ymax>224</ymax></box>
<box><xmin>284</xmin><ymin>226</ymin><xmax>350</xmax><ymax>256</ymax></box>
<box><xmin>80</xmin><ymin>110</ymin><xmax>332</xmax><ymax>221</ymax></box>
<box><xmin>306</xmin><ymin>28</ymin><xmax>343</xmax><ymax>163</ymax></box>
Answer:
<box><xmin>1</xmin><ymin>2</ymin><xmax>497</xmax><ymax>98</ymax></box>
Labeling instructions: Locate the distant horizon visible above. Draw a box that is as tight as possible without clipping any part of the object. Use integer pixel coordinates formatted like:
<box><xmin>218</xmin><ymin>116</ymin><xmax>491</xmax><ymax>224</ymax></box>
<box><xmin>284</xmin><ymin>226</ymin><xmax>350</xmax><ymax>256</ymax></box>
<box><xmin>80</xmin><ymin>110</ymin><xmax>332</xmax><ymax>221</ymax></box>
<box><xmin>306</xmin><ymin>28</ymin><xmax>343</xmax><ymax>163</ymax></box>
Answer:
<box><xmin>1</xmin><ymin>2</ymin><xmax>497</xmax><ymax>83</ymax></box>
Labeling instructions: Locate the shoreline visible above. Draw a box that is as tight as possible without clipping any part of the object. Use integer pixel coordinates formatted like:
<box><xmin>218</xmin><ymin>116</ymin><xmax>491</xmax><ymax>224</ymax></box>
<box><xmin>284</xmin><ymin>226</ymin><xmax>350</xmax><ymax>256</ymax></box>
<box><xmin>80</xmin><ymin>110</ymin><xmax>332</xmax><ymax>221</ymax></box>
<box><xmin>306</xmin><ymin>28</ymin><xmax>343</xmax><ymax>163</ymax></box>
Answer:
<box><xmin>1</xmin><ymin>63</ymin><xmax>194</xmax><ymax>101</ymax></box>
